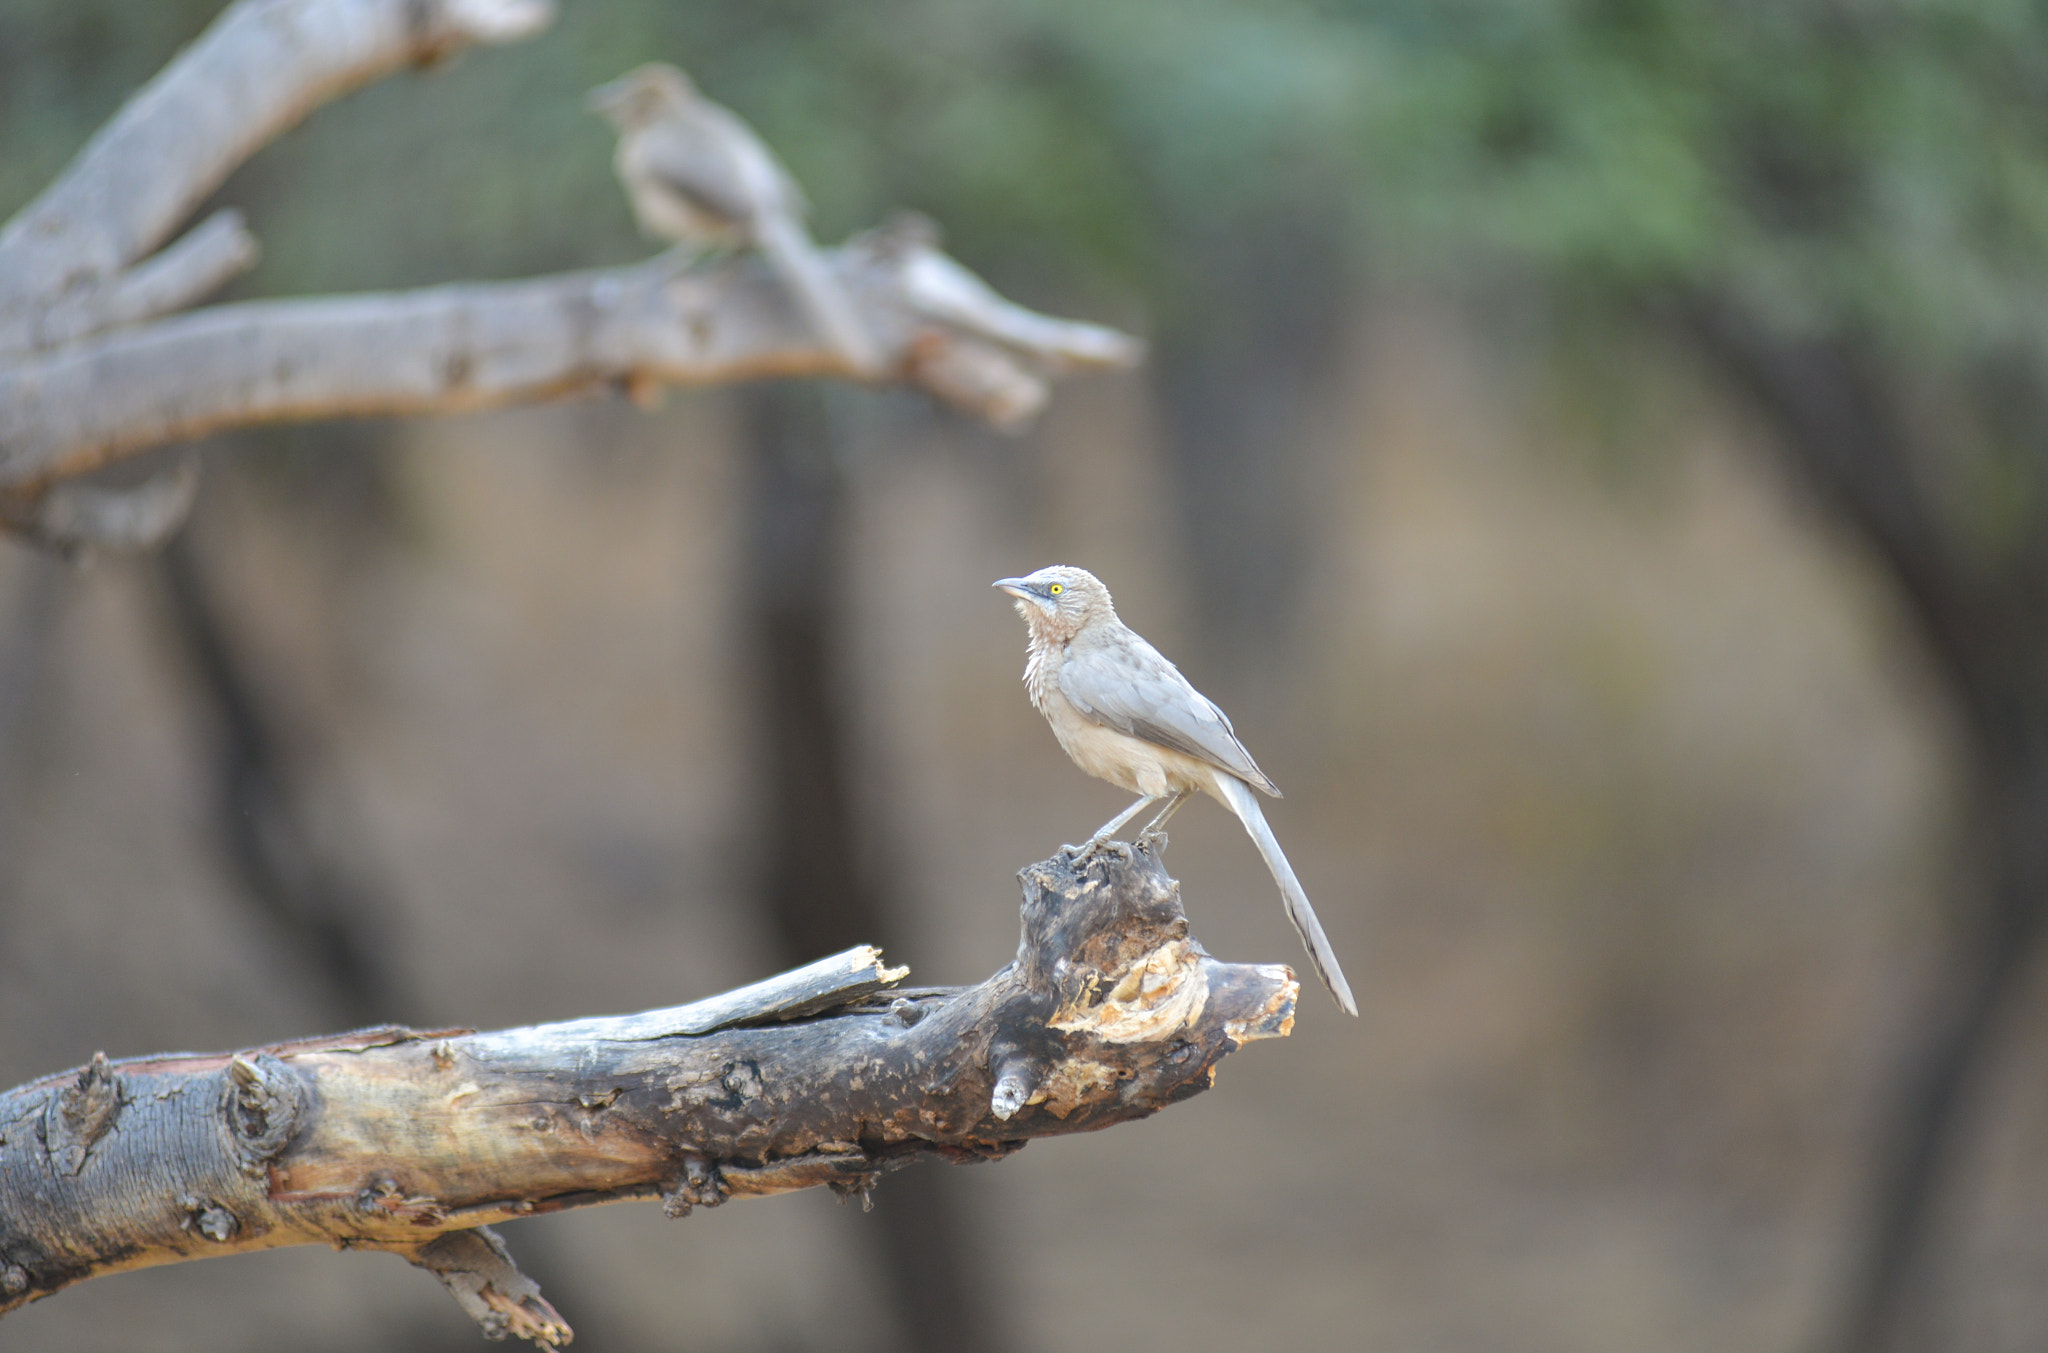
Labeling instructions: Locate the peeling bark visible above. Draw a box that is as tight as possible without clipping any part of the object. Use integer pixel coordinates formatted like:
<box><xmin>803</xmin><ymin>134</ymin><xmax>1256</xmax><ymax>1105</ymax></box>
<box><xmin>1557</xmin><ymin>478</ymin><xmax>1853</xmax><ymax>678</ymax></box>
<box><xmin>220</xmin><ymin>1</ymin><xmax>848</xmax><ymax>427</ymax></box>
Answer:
<box><xmin>0</xmin><ymin>846</ymin><xmax>1296</xmax><ymax>1347</ymax></box>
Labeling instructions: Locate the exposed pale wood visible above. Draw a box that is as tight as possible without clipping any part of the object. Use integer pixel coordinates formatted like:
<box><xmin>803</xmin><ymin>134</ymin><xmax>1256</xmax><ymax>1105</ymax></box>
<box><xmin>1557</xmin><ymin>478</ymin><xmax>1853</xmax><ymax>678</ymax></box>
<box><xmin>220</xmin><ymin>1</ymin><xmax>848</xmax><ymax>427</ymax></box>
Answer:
<box><xmin>0</xmin><ymin>846</ymin><xmax>1295</xmax><ymax>1347</ymax></box>
<box><xmin>530</xmin><ymin>944</ymin><xmax>911</xmax><ymax>1042</ymax></box>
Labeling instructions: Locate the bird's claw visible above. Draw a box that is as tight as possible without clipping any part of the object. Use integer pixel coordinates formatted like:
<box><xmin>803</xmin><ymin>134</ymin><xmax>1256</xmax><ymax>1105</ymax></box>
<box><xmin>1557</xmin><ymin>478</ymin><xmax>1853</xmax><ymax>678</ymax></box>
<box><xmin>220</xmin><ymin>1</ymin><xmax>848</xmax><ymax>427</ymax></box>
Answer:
<box><xmin>1063</xmin><ymin>834</ymin><xmax>1118</xmax><ymax>863</ymax></box>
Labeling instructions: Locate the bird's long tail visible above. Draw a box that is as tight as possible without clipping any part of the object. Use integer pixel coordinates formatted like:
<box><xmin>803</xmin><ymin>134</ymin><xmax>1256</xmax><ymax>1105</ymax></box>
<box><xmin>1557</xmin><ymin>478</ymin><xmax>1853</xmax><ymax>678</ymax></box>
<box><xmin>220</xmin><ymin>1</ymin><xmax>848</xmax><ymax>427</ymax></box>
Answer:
<box><xmin>1213</xmin><ymin>772</ymin><xmax>1359</xmax><ymax>1016</ymax></box>
<box><xmin>755</xmin><ymin>211</ymin><xmax>884</xmax><ymax>376</ymax></box>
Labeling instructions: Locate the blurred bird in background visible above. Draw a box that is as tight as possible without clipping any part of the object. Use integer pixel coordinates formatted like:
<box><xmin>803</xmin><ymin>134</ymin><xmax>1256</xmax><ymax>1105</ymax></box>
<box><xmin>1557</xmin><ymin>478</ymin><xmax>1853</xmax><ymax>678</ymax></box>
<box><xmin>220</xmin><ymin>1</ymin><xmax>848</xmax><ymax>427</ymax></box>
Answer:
<box><xmin>588</xmin><ymin>62</ymin><xmax>884</xmax><ymax>376</ymax></box>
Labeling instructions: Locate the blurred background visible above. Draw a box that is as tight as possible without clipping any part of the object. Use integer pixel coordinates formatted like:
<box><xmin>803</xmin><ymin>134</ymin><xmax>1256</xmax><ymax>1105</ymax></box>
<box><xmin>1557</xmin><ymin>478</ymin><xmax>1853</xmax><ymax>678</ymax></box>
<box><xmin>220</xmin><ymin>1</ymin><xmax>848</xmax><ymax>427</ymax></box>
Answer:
<box><xmin>5</xmin><ymin>1</ymin><xmax>2048</xmax><ymax>1350</ymax></box>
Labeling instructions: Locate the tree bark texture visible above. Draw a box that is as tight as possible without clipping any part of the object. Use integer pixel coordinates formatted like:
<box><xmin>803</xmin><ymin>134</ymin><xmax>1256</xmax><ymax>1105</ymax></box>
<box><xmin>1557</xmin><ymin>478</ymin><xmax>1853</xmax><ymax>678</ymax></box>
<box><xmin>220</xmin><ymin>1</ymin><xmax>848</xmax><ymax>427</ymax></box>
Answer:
<box><xmin>0</xmin><ymin>845</ymin><xmax>1297</xmax><ymax>1347</ymax></box>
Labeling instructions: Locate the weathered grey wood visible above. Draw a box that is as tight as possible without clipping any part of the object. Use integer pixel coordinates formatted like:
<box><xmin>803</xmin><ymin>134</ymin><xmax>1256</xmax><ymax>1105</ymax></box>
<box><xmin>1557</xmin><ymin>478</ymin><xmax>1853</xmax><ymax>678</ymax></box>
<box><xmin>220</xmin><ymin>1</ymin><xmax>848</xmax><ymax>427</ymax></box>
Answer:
<box><xmin>17</xmin><ymin>210</ymin><xmax>260</xmax><ymax>356</ymax></box>
<box><xmin>0</xmin><ymin>234</ymin><xmax>1139</xmax><ymax>494</ymax></box>
<box><xmin>0</xmin><ymin>845</ymin><xmax>1297</xmax><ymax>1347</ymax></box>
<box><xmin>542</xmin><ymin>944</ymin><xmax>911</xmax><ymax>1043</ymax></box>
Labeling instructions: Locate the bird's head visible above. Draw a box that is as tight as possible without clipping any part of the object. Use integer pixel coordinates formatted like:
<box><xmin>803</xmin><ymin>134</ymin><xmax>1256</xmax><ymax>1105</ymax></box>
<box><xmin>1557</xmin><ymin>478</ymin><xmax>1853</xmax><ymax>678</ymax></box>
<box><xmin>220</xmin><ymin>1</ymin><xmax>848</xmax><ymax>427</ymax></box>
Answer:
<box><xmin>586</xmin><ymin>63</ymin><xmax>696</xmax><ymax>128</ymax></box>
<box><xmin>993</xmin><ymin>566</ymin><xmax>1114</xmax><ymax>642</ymax></box>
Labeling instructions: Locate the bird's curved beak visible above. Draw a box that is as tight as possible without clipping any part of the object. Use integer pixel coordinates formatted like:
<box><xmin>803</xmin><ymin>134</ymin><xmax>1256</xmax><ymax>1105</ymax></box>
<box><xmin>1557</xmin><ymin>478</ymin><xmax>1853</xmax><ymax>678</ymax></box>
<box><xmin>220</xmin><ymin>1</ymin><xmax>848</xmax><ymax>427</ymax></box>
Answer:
<box><xmin>993</xmin><ymin>577</ymin><xmax>1054</xmax><ymax>614</ymax></box>
<box><xmin>585</xmin><ymin>80</ymin><xmax>628</xmax><ymax>117</ymax></box>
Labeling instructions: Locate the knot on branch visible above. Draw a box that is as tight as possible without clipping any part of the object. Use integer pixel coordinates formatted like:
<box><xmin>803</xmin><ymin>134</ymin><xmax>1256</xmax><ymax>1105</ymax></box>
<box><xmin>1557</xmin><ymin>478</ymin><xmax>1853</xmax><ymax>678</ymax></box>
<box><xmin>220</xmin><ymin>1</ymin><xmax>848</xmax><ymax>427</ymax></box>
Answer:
<box><xmin>659</xmin><ymin>1154</ymin><xmax>726</xmax><ymax>1217</ymax></box>
<box><xmin>46</xmin><ymin>1053</ymin><xmax>121</xmax><ymax>1176</ymax></box>
<box><xmin>177</xmin><ymin>1195</ymin><xmax>241</xmax><ymax>1243</ymax></box>
<box><xmin>967</xmin><ymin>842</ymin><xmax>1294</xmax><ymax>1125</ymax></box>
<box><xmin>223</xmin><ymin>1052</ymin><xmax>304</xmax><ymax>1178</ymax></box>
<box><xmin>1017</xmin><ymin>841</ymin><xmax>1194</xmax><ymax>1018</ymax></box>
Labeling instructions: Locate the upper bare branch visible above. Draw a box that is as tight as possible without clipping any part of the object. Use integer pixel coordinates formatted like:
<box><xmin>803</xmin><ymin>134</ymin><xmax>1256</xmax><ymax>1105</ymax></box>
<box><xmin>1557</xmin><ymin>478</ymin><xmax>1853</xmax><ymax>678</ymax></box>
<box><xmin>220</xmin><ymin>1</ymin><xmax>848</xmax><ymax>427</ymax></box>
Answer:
<box><xmin>0</xmin><ymin>0</ymin><xmax>553</xmax><ymax>352</ymax></box>
<box><xmin>0</xmin><ymin>229</ymin><xmax>1139</xmax><ymax>493</ymax></box>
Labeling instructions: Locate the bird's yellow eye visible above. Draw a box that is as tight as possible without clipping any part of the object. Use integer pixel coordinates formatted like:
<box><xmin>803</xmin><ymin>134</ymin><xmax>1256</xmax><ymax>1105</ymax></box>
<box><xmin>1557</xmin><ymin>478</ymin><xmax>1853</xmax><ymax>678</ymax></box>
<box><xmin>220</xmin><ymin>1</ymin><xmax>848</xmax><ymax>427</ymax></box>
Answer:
<box><xmin>1048</xmin><ymin>582</ymin><xmax>1063</xmax><ymax>595</ymax></box>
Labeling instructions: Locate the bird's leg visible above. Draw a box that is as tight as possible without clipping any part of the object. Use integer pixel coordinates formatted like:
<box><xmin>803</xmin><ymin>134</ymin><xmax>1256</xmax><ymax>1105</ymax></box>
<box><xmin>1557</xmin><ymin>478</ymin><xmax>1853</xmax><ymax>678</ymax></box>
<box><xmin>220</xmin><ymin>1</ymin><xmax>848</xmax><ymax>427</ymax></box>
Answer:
<box><xmin>656</xmin><ymin>241</ymin><xmax>718</xmax><ymax>273</ymax></box>
<box><xmin>1068</xmin><ymin>795</ymin><xmax>1156</xmax><ymax>858</ymax></box>
<box><xmin>1093</xmin><ymin>794</ymin><xmax>1157</xmax><ymax>841</ymax></box>
<box><xmin>1137</xmin><ymin>790</ymin><xmax>1192</xmax><ymax>846</ymax></box>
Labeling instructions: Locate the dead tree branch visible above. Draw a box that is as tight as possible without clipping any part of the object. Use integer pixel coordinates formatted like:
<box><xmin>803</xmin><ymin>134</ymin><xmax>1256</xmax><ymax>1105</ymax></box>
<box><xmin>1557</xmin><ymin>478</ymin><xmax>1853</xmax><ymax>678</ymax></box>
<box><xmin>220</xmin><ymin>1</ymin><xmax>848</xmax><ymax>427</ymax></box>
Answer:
<box><xmin>0</xmin><ymin>845</ymin><xmax>1296</xmax><ymax>1347</ymax></box>
<box><xmin>0</xmin><ymin>226</ymin><xmax>1137</xmax><ymax>498</ymax></box>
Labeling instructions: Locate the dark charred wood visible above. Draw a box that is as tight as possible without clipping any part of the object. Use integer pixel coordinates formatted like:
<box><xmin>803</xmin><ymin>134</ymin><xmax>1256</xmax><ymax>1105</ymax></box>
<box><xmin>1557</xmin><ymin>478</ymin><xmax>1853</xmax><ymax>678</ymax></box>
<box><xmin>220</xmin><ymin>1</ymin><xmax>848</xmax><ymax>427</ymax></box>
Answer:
<box><xmin>0</xmin><ymin>845</ymin><xmax>1296</xmax><ymax>1347</ymax></box>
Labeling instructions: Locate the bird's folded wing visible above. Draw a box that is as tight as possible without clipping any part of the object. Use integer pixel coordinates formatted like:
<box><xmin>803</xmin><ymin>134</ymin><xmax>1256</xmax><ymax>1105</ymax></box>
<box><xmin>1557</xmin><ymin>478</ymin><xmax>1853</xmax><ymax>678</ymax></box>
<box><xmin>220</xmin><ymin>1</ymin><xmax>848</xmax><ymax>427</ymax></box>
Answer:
<box><xmin>634</xmin><ymin>120</ymin><xmax>768</xmax><ymax>228</ymax></box>
<box><xmin>1057</xmin><ymin>632</ymin><xmax>1279</xmax><ymax>793</ymax></box>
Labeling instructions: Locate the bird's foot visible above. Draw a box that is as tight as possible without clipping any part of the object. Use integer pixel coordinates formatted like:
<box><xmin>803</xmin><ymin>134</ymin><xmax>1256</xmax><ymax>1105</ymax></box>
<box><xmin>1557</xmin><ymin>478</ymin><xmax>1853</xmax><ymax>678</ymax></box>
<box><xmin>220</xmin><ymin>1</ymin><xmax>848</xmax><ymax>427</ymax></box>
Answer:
<box><xmin>1062</xmin><ymin>833</ymin><xmax>1119</xmax><ymax>863</ymax></box>
<box><xmin>1136</xmin><ymin>828</ymin><xmax>1170</xmax><ymax>854</ymax></box>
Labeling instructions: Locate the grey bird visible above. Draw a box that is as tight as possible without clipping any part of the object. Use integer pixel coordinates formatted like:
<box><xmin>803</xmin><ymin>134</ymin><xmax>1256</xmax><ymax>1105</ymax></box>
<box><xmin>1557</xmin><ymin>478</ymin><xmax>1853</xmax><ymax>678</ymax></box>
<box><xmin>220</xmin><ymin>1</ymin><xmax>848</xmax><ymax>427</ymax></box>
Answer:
<box><xmin>995</xmin><ymin>565</ymin><xmax>1358</xmax><ymax>1015</ymax></box>
<box><xmin>587</xmin><ymin>63</ymin><xmax>884</xmax><ymax>376</ymax></box>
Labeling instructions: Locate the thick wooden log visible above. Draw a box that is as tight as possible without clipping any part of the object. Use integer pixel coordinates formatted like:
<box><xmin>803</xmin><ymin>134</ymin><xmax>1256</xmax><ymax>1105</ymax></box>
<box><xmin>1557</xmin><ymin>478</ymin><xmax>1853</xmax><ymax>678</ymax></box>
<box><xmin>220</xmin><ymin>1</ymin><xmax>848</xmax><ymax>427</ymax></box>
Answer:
<box><xmin>0</xmin><ymin>844</ymin><xmax>1296</xmax><ymax>1346</ymax></box>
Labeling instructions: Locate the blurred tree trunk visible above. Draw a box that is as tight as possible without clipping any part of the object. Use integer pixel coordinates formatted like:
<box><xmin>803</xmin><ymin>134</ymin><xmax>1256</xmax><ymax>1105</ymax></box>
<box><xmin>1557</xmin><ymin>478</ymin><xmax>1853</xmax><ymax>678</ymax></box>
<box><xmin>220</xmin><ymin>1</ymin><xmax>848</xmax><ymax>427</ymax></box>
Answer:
<box><xmin>0</xmin><ymin>557</ymin><xmax>65</xmax><ymax>957</ymax></box>
<box><xmin>156</xmin><ymin>522</ymin><xmax>404</xmax><ymax>1028</ymax></box>
<box><xmin>739</xmin><ymin>383</ymin><xmax>1011</xmax><ymax>1353</ymax></box>
<box><xmin>1689</xmin><ymin>306</ymin><xmax>2048</xmax><ymax>1353</ymax></box>
<box><xmin>154</xmin><ymin>466</ymin><xmax>621</xmax><ymax>1353</ymax></box>
<box><xmin>1151</xmin><ymin>204</ymin><xmax>1351</xmax><ymax>681</ymax></box>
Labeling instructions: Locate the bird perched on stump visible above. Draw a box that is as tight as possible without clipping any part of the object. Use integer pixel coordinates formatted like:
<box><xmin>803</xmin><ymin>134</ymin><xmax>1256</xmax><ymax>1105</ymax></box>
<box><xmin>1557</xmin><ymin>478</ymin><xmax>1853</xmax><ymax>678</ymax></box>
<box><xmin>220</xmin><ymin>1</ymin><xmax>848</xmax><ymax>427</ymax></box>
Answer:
<box><xmin>587</xmin><ymin>63</ymin><xmax>884</xmax><ymax>376</ymax></box>
<box><xmin>995</xmin><ymin>565</ymin><xmax>1358</xmax><ymax>1015</ymax></box>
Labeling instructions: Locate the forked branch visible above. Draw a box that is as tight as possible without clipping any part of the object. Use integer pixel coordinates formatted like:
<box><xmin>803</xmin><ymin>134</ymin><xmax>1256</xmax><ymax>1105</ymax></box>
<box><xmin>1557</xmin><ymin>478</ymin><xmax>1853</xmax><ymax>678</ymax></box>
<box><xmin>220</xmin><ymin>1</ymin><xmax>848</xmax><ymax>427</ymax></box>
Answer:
<box><xmin>0</xmin><ymin>0</ymin><xmax>1142</xmax><ymax>550</ymax></box>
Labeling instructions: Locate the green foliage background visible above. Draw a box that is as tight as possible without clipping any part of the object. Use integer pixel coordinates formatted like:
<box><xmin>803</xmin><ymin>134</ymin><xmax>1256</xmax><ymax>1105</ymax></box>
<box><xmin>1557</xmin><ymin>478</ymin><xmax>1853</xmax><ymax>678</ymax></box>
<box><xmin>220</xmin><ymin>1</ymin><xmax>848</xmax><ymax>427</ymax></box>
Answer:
<box><xmin>11</xmin><ymin>1</ymin><xmax>2046</xmax><ymax>338</ymax></box>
